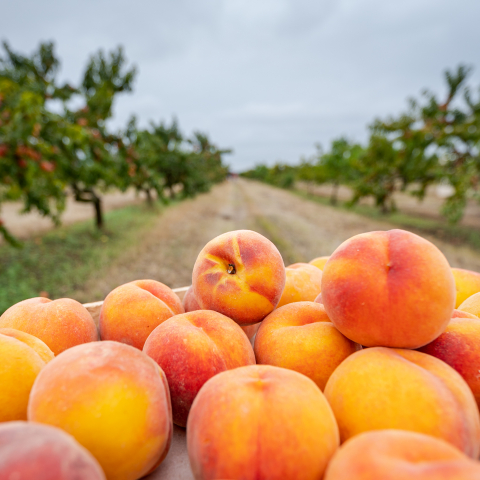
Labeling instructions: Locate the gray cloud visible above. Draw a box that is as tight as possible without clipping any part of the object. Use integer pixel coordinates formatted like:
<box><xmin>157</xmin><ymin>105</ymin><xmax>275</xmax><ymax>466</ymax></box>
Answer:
<box><xmin>1</xmin><ymin>0</ymin><xmax>479</xmax><ymax>171</ymax></box>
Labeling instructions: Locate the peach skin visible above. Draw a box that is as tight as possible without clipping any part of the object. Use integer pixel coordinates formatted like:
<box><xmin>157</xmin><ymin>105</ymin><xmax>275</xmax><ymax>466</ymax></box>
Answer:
<box><xmin>276</xmin><ymin>263</ymin><xmax>323</xmax><ymax>308</ymax></box>
<box><xmin>0</xmin><ymin>328</ymin><xmax>54</xmax><ymax>363</ymax></box>
<box><xmin>322</xmin><ymin>229</ymin><xmax>456</xmax><ymax>348</ymax></box>
<box><xmin>100</xmin><ymin>279</ymin><xmax>184</xmax><ymax>350</ymax></box>
<box><xmin>324</xmin><ymin>347</ymin><xmax>480</xmax><ymax>457</ymax></box>
<box><xmin>419</xmin><ymin>316</ymin><xmax>480</xmax><ymax>409</ymax></box>
<box><xmin>0</xmin><ymin>297</ymin><xmax>98</xmax><ymax>355</ymax></box>
<box><xmin>28</xmin><ymin>341</ymin><xmax>172</xmax><ymax>480</ymax></box>
<box><xmin>309</xmin><ymin>255</ymin><xmax>330</xmax><ymax>270</ymax></box>
<box><xmin>192</xmin><ymin>230</ymin><xmax>286</xmax><ymax>325</ymax></box>
<box><xmin>452</xmin><ymin>268</ymin><xmax>480</xmax><ymax>308</ymax></box>
<box><xmin>144</xmin><ymin>310</ymin><xmax>255</xmax><ymax>427</ymax></box>
<box><xmin>254</xmin><ymin>302</ymin><xmax>360</xmax><ymax>390</ymax></box>
<box><xmin>0</xmin><ymin>421</ymin><xmax>106</xmax><ymax>480</ymax></box>
<box><xmin>324</xmin><ymin>429</ymin><xmax>480</xmax><ymax>480</ymax></box>
<box><xmin>187</xmin><ymin>365</ymin><xmax>339</xmax><ymax>480</ymax></box>
<box><xmin>458</xmin><ymin>292</ymin><xmax>480</xmax><ymax>318</ymax></box>
<box><xmin>0</xmin><ymin>333</ymin><xmax>46</xmax><ymax>421</ymax></box>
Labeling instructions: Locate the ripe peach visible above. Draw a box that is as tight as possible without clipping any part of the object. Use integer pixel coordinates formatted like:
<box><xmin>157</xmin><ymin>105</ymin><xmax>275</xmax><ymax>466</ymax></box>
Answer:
<box><xmin>452</xmin><ymin>268</ymin><xmax>480</xmax><ymax>308</ymax></box>
<box><xmin>0</xmin><ymin>421</ymin><xmax>105</xmax><ymax>480</ymax></box>
<box><xmin>99</xmin><ymin>279</ymin><xmax>184</xmax><ymax>350</ymax></box>
<box><xmin>458</xmin><ymin>292</ymin><xmax>480</xmax><ymax>318</ymax></box>
<box><xmin>322</xmin><ymin>229</ymin><xmax>456</xmax><ymax>348</ymax></box>
<box><xmin>309</xmin><ymin>255</ymin><xmax>330</xmax><ymax>270</ymax></box>
<box><xmin>183</xmin><ymin>285</ymin><xmax>259</xmax><ymax>339</ymax></box>
<box><xmin>192</xmin><ymin>230</ymin><xmax>286</xmax><ymax>325</ymax></box>
<box><xmin>28</xmin><ymin>341</ymin><xmax>172</xmax><ymax>480</ymax></box>
<box><xmin>0</xmin><ymin>328</ymin><xmax>54</xmax><ymax>363</ymax></box>
<box><xmin>324</xmin><ymin>430</ymin><xmax>480</xmax><ymax>480</ymax></box>
<box><xmin>314</xmin><ymin>292</ymin><xmax>323</xmax><ymax>304</ymax></box>
<box><xmin>0</xmin><ymin>334</ymin><xmax>46</xmax><ymax>421</ymax></box>
<box><xmin>144</xmin><ymin>310</ymin><xmax>255</xmax><ymax>427</ymax></box>
<box><xmin>453</xmin><ymin>309</ymin><xmax>479</xmax><ymax>319</ymax></box>
<box><xmin>324</xmin><ymin>347</ymin><xmax>480</xmax><ymax>457</ymax></box>
<box><xmin>276</xmin><ymin>263</ymin><xmax>322</xmax><ymax>308</ymax></box>
<box><xmin>183</xmin><ymin>285</ymin><xmax>201</xmax><ymax>312</ymax></box>
<box><xmin>254</xmin><ymin>302</ymin><xmax>360</xmax><ymax>390</ymax></box>
<box><xmin>419</xmin><ymin>316</ymin><xmax>480</xmax><ymax>409</ymax></box>
<box><xmin>187</xmin><ymin>365</ymin><xmax>339</xmax><ymax>480</ymax></box>
<box><xmin>0</xmin><ymin>297</ymin><xmax>98</xmax><ymax>355</ymax></box>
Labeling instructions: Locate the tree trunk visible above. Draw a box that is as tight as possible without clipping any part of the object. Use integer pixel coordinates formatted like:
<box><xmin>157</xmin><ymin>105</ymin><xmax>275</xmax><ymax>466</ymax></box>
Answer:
<box><xmin>145</xmin><ymin>188</ymin><xmax>153</xmax><ymax>205</ymax></box>
<box><xmin>330</xmin><ymin>182</ymin><xmax>339</xmax><ymax>205</ymax></box>
<box><xmin>93</xmin><ymin>195</ymin><xmax>103</xmax><ymax>229</ymax></box>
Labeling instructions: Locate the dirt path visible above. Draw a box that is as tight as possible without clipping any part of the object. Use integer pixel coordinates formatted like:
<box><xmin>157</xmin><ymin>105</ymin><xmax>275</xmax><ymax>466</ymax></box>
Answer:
<box><xmin>72</xmin><ymin>179</ymin><xmax>480</xmax><ymax>303</ymax></box>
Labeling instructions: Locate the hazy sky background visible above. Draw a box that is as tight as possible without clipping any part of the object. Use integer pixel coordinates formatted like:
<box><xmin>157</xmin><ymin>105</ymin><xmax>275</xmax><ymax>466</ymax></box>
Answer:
<box><xmin>1</xmin><ymin>0</ymin><xmax>480</xmax><ymax>171</ymax></box>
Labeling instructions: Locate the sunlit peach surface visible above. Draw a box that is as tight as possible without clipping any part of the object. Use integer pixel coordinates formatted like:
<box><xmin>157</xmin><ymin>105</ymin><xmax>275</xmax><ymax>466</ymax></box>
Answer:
<box><xmin>308</xmin><ymin>255</ymin><xmax>330</xmax><ymax>270</ymax></box>
<box><xmin>100</xmin><ymin>279</ymin><xmax>184</xmax><ymax>350</ymax></box>
<box><xmin>324</xmin><ymin>347</ymin><xmax>480</xmax><ymax>457</ymax></box>
<box><xmin>276</xmin><ymin>263</ymin><xmax>323</xmax><ymax>308</ymax></box>
<box><xmin>0</xmin><ymin>297</ymin><xmax>98</xmax><ymax>355</ymax></box>
<box><xmin>187</xmin><ymin>365</ymin><xmax>339</xmax><ymax>480</ymax></box>
<box><xmin>28</xmin><ymin>341</ymin><xmax>172</xmax><ymax>480</ymax></box>
<box><xmin>324</xmin><ymin>430</ymin><xmax>480</xmax><ymax>480</ymax></box>
<box><xmin>452</xmin><ymin>267</ymin><xmax>480</xmax><ymax>308</ymax></box>
<box><xmin>254</xmin><ymin>301</ymin><xmax>360</xmax><ymax>390</ymax></box>
<box><xmin>144</xmin><ymin>310</ymin><xmax>255</xmax><ymax>427</ymax></box>
<box><xmin>322</xmin><ymin>229</ymin><xmax>456</xmax><ymax>348</ymax></box>
<box><xmin>0</xmin><ymin>422</ymin><xmax>106</xmax><ymax>480</ymax></box>
<box><xmin>192</xmin><ymin>230</ymin><xmax>286</xmax><ymax>325</ymax></box>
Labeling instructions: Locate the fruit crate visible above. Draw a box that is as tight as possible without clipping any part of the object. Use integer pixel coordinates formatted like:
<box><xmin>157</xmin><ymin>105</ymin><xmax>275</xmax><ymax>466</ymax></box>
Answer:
<box><xmin>83</xmin><ymin>286</ymin><xmax>194</xmax><ymax>480</ymax></box>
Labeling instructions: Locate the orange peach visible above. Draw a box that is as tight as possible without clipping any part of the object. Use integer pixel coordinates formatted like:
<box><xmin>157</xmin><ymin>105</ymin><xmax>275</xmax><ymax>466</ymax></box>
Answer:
<box><xmin>144</xmin><ymin>310</ymin><xmax>255</xmax><ymax>427</ymax></box>
<box><xmin>0</xmin><ymin>334</ymin><xmax>46</xmax><ymax>421</ymax></box>
<box><xmin>183</xmin><ymin>285</ymin><xmax>201</xmax><ymax>312</ymax></box>
<box><xmin>0</xmin><ymin>421</ymin><xmax>106</xmax><ymax>479</ymax></box>
<box><xmin>254</xmin><ymin>302</ymin><xmax>360</xmax><ymax>390</ymax></box>
<box><xmin>276</xmin><ymin>263</ymin><xmax>322</xmax><ymax>308</ymax></box>
<box><xmin>100</xmin><ymin>279</ymin><xmax>184</xmax><ymax>350</ymax></box>
<box><xmin>324</xmin><ymin>347</ymin><xmax>480</xmax><ymax>457</ymax></box>
<box><xmin>192</xmin><ymin>230</ymin><xmax>286</xmax><ymax>325</ymax></box>
<box><xmin>458</xmin><ymin>292</ymin><xmax>480</xmax><ymax>318</ymax></box>
<box><xmin>452</xmin><ymin>268</ymin><xmax>480</xmax><ymax>308</ymax></box>
<box><xmin>187</xmin><ymin>365</ymin><xmax>339</xmax><ymax>480</ymax></box>
<box><xmin>419</xmin><ymin>316</ymin><xmax>480</xmax><ymax>409</ymax></box>
<box><xmin>0</xmin><ymin>328</ymin><xmax>54</xmax><ymax>363</ymax></box>
<box><xmin>324</xmin><ymin>429</ymin><xmax>480</xmax><ymax>480</ymax></box>
<box><xmin>28</xmin><ymin>341</ymin><xmax>172</xmax><ymax>480</ymax></box>
<box><xmin>309</xmin><ymin>255</ymin><xmax>330</xmax><ymax>270</ymax></box>
<box><xmin>322</xmin><ymin>229</ymin><xmax>456</xmax><ymax>348</ymax></box>
<box><xmin>0</xmin><ymin>297</ymin><xmax>98</xmax><ymax>355</ymax></box>
<box><xmin>453</xmin><ymin>309</ymin><xmax>479</xmax><ymax>319</ymax></box>
<box><xmin>183</xmin><ymin>285</ymin><xmax>259</xmax><ymax>340</ymax></box>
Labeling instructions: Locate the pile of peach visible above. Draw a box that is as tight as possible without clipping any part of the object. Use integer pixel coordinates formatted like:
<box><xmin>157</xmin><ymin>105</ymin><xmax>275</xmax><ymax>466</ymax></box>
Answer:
<box><xmin>3</xmin><ymin>229</ymin><xmax>480</xmax><ymax>479</ymax></box>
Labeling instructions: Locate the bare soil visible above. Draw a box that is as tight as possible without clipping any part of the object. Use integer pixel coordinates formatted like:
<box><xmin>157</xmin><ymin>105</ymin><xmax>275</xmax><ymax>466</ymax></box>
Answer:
<box><xmin>72</xmin><ymin>178</ymin><xmax>480</xmax><ymax>303</ymax></box>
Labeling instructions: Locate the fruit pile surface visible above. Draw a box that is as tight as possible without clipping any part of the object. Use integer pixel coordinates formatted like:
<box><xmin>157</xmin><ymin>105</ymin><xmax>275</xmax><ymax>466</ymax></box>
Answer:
<box><xmin>2</xmin><ymin>228</ymin><xmax>480</xmax><ymax>479</ymax></box>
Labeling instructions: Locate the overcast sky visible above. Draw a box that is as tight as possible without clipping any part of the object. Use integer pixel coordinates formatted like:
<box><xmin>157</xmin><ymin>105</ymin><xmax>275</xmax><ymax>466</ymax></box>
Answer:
<box><xmin>2</xmin><ymin>0</ymin><xmax>480</xmax><ymax>171</ymax></box>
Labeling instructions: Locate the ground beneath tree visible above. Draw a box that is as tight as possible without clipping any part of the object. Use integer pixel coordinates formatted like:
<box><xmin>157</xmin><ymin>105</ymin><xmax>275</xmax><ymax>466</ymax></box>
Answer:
<box><xmin>72</xmin><ymin>178</ymin><xmax>480</xmax><ymax>303</ymax></box>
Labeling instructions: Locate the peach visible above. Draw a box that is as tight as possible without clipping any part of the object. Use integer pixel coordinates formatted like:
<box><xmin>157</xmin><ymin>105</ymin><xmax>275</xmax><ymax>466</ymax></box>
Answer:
<box><xmin>309</xmin><ymin>255</ymin><xmax>330</xmax><ymax>270</ymax></box>
<box><xmin>314</xmin><ymin>292</ymin><xmax>323</xmax><ymax>304</ymax></box>
<box><xmin>100</xmin><ymin>279</ymin><xmax>184</xmax><ymax>350</ymax></box>
<box><xmin>0</xmin><ymin>334</ymin><xmax>45</xmax><ymax>421</ymax></box>
<box><xmin>0</xmin><ymin>327</ymin><xmax>54</xmax><ymax>363</ymax></box>
<box><xmin>276</xmin><ymin>263</ymin><xmax>322</xmax><ymax>308</ymax></box>
<box><xmin>459</xmin><ymin>292</ymin><xmax>480</xmax><ymax>318</ymax></box>
<box><xmin>192</xmin><ymin>230</ymin><xmax>286</xmax><ymax>325</ymax></box>
<box><xmin>187</xmin><ymin>365</ymin><xmax>339</xmax><ymax>480</ymax></box>
<box><xmin>254</xmin><ymin>302</ymin><xmax>360</xmax><ymax>390</ymax></box>
<box><xmin>144</xmin><ymin>310</ymin><xmax>255</xmax><ymax>427</ymax></box>
<box><xmin>419</xmin><ymin>316</ymin><xmax>480</xmax><ymax>408</ymax></box>
<box><xmin>324</xmin><ymin>347</ymin><xmax>480</xmax><ymax>457</ymax></box>
<box><xmin>322</xmin><ymin>229</ymin><xmax>456</xmax><ymax>348</ymax></box>
<box><xmin>452</xmin><ymin>268</ymin><xmax>480</xmax><ymax>308</ymax></box>
<box><xmin>183</xmin><ymin>285</ymin><xmax>260</xmax><ymax>340</ymax></box>
<box><xmin>0</xmin><ymin>297</ymin><xmax>98</xmax><ymax>355</ymax></box>
<box><xmin>453</xmin><ymin>309</ymin><xmax>479</xmax><ymax>319</ymax></box>
<box><xmin>183</xmin><ymin>285</ymin><xmax>201</xmax><ymax>312</ymax></box>
<box><xmin>28</xmin><ymin>341</ymin><xmax>172</xmax><ymax>480</ymax></box>
<box><xmin>0</xmin><ymin>421</ymin><xmax>105</xmax><ymax>479</ymax></box>
<box><xmin>324</xmin><ymin>430</ymin><xmax>480</xmax><ymax>480</ymax></box>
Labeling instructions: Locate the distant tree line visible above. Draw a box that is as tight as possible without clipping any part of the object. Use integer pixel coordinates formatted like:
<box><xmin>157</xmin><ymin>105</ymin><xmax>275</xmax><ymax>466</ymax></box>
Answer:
<box><xmin>0</xmin><ymin>42</ymin><xmax>229</xmax><ymax>245</ymax></box>
<box><xmin>242</xmin><ymin>66</ymin><xmax>480</xmax><ymax>223</ymax></box>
